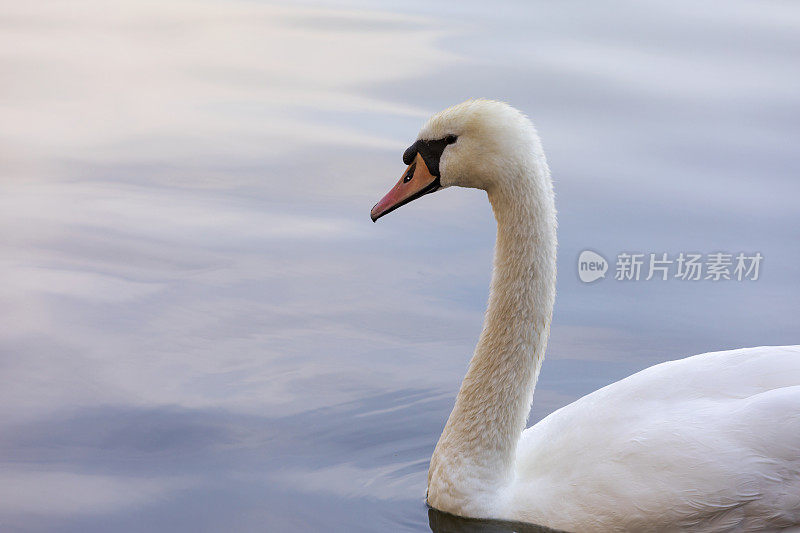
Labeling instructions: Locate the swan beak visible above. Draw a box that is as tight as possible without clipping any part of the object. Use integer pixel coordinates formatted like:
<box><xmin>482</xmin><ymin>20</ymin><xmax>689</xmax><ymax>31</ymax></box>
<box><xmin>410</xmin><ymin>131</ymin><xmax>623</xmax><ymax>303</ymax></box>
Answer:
<box><xmin>371</xmin><ymin>153</ymin><xmax>441</xmax><ymax>222</ymax></box>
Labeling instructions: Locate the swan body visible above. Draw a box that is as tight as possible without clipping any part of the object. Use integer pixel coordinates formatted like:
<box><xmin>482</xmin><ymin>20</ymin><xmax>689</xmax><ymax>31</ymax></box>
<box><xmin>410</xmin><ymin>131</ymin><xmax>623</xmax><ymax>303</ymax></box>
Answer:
<box><xmin>507</xmin><ymin>346</ymin><xmax>800</xmax><ymax>532</ymax></box>
<box><xmin>371</xmin><ymin>99</ymin><xmax>800</xmax><ymax>532</ymax></box>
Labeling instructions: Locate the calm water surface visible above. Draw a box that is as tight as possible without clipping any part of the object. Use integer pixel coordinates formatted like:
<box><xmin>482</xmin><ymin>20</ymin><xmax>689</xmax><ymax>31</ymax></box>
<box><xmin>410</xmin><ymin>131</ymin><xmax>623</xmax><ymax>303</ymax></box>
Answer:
<box><xmin>1</xmin><ymin>1</ymin><xmax>799</xmax><ymax>531</ymax></box>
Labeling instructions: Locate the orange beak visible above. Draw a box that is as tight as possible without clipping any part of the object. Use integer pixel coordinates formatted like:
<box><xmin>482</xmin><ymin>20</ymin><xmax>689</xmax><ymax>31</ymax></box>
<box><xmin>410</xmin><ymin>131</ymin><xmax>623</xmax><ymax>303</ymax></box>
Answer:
<box><xmin>371</xmin><ymin>153</ymin><xmax>441</xmax><ymax>222</ymax></box>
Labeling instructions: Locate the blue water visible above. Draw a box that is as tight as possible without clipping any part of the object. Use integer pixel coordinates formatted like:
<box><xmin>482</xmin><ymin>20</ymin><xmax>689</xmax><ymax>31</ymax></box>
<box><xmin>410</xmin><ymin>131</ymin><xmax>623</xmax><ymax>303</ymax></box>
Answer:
<box><xmin>0</xmin><ymin>1</ymin><xmax>798</xmax><ymax>531</ymax></box>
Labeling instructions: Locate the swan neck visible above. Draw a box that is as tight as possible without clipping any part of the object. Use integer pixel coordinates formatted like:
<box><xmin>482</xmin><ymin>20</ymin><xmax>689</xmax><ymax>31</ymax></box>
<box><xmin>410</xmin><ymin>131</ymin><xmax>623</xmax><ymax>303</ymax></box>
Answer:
<box><xmin>429</xmin><ymin>165</ymin><xmax>557</xmax><ymax>505</ymax></box>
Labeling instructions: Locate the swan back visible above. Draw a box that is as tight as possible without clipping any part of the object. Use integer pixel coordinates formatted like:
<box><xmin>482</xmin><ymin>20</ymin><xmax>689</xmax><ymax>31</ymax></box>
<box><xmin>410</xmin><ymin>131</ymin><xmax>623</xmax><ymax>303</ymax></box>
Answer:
<box><xmin>508</xmin><ymin>346</ymin><xmax>800</xmax><ymax>532</ymax></box>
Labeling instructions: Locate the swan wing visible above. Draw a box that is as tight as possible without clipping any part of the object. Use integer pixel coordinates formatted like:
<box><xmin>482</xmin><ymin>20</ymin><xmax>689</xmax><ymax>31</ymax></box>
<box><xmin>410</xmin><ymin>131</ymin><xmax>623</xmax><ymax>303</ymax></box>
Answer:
<box><xmin>506</xmin><ymin>346</ymin><xmax>800</xmax><ymax>532</ymax></box>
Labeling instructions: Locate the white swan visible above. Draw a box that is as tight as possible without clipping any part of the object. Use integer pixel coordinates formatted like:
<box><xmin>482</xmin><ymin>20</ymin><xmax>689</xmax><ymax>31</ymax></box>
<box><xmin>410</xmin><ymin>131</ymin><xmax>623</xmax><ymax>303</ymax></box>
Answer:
<box><xmin>371</xmin><ymin>99</ymin><xmax>800</xmax><ymax>532</ymax></box>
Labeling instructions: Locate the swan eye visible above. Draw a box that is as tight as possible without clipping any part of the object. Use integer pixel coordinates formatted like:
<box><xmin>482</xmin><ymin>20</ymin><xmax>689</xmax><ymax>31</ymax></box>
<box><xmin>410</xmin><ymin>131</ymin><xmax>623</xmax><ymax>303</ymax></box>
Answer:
<box><xmin>403</xmin><ymin>162</ymin><xmax>416</xmax><ymax>183</ymax></box>
<box><xmin>445</xmin><ymin>135</ymin><xmax>457</xmax><ymax>144</ymax></box>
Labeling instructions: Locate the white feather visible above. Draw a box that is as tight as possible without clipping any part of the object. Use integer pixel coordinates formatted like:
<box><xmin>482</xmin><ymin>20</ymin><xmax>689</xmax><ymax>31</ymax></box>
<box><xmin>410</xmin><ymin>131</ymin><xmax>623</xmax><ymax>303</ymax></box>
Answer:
<box><xmin>415</xmin><ymin>100</ymin><xmax>800</xmax><ymax>532</ymax></box>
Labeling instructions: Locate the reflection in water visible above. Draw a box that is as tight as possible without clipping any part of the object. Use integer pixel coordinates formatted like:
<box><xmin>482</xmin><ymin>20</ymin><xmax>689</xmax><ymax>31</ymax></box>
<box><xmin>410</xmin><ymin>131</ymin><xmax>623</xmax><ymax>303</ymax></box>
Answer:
<box><xmin>0</xmin><ymin>0</ymin><xmax>799</xmax><ymax>531</ymax></box>
<box><xmin>428</xmin><ymin>508</ymin><xmax>566</xmax><ymax>533</ymax></box>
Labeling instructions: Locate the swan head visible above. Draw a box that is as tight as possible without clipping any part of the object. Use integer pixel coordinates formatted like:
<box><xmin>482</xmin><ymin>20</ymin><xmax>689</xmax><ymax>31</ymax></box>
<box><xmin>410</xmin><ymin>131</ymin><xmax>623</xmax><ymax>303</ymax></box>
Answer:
<box><xmin>371</xmin><ymin>99</ymin><xmax>543</xmax><ymax>221</ymax></box>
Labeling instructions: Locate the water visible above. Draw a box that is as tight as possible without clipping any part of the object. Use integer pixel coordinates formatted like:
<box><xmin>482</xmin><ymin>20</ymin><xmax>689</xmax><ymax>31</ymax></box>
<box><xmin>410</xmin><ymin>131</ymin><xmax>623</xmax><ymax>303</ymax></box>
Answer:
<box><xmin>1</xmin><ymin>1</ymin><xmax>799</xmax><ymax>531</ymax></box>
